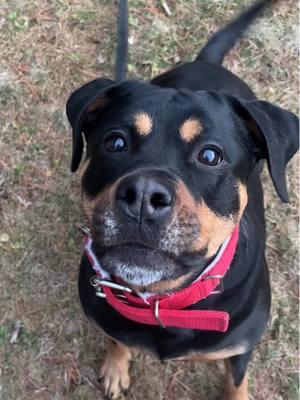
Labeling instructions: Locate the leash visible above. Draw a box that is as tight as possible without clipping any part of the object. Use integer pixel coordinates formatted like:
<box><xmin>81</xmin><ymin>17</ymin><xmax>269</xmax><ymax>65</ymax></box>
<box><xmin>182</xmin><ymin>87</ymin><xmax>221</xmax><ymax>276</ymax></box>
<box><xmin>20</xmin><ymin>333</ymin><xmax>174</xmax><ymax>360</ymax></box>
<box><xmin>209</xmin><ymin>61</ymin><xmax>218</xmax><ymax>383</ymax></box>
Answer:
<box><xmin>83</xmin><ymin>226</ymin><xmax>239</xmax><ymax>332</ymax></box>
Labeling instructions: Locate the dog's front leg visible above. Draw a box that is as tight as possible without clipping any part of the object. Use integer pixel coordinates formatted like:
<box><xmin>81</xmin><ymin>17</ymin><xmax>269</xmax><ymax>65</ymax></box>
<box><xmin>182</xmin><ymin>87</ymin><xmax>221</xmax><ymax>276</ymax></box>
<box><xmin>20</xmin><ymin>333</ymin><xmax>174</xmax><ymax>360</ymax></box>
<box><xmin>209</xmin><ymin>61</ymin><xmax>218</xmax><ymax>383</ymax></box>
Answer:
<box><xmin>100</xmin><ymin>338</ymin><xmax>132</xmax><ymax>399</ymax></box>
<box><xmin>222</xmin><ymin>352</ymin><xmax>252</xmax><ymax>400</ymax></box>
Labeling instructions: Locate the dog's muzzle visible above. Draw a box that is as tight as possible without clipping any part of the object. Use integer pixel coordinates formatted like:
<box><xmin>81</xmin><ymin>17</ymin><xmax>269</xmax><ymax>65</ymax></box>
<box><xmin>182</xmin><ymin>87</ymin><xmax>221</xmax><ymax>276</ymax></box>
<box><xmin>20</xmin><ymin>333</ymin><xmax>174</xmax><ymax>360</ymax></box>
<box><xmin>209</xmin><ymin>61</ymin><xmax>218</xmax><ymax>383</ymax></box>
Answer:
<box><xmin>83</xmin><ymin>226</ymin><xmax>240</xmax><ymax>332</ymax></box>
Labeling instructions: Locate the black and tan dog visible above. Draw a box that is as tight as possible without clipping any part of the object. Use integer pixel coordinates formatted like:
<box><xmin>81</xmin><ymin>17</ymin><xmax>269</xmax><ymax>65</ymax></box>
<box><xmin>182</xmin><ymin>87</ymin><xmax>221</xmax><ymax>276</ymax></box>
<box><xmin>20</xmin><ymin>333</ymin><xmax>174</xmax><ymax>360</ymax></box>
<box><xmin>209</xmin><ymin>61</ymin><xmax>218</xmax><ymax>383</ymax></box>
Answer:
<box><xmin>66</xmin><ymin>1</ymin><xmax>299</xmax><ymax>399</ymax></box>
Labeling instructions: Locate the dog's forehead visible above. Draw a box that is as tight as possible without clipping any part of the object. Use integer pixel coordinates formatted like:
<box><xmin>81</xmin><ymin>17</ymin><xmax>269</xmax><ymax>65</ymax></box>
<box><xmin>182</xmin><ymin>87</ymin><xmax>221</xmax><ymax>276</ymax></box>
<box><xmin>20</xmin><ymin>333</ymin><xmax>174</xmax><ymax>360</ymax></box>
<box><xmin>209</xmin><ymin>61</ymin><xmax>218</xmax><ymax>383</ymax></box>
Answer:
<box><xmin>112</xmin><ymin>82</ymin><xmax>235</xmax><ymax>139</ymax></box>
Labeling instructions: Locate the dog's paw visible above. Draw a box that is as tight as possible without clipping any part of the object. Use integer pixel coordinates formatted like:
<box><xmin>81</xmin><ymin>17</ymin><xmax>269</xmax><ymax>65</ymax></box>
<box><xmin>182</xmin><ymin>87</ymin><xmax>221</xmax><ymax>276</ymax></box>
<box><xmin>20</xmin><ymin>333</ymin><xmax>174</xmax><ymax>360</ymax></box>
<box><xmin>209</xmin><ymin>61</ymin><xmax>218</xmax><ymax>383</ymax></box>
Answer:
<box><xmin>99</xmin><ymin>341</ymin><xmax>131</xmax><ymax>399</ymax></box>
<box><xmin>99</xmin><ymin>358</ymin><xmax>130</xmax><ymax>399</ymax></box>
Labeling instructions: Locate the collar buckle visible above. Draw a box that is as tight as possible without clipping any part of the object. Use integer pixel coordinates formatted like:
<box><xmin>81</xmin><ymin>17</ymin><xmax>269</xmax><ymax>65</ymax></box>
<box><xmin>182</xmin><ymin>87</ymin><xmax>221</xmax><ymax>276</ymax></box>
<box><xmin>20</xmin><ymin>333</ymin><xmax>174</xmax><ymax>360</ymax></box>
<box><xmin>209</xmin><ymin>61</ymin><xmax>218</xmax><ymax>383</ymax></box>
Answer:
<box><xmin>97</xmin><ymin>279</ymin><xmax>132</xmax><ymax>293</ymax></box>
<box><xmin>203</xmin><ymin>274</ymin><xmax>224</xmax><ymax>295</ymax></box>
<box><xmin>154</xmin><ymin>300</ymin><xmax>165</xmax><ymax>328</ymax></box>
<box><xmin>90</xmin><ymin>275</ymin><xmax>132</xmax><ymax>300</ymax></box>
<box><xmin>90</xmin><ymin>276</ymin><xmax>106</xmax><ymax>298</ymax></box>
<box><xmin>79</xmin><ymin>224</ymin><xmax>91</xmax><ymax>237</ymax></box>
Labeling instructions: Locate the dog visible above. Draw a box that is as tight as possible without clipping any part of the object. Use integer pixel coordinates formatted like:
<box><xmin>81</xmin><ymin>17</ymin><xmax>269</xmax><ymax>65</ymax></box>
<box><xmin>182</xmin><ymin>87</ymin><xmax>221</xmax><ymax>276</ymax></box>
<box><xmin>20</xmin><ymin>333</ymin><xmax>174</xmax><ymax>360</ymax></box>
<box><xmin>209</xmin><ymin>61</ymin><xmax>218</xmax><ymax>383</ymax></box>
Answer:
<box><xmin>66</xmin><ymin>0</ymin><xmax>299</xmax><ymax>399</ymax></box>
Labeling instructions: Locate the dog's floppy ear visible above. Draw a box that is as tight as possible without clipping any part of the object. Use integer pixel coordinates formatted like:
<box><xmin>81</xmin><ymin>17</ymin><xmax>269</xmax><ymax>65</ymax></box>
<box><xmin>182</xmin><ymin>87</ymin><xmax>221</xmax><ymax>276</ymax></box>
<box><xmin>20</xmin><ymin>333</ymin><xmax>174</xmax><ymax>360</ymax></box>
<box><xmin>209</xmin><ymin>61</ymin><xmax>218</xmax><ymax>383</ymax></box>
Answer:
<box><xmin>66</xmin><ymin>78</ymin><xmax>115</xmax><ymax>172</ymax></box>
<box><xmin>232</xmin><ymin>98</ymin><xmax>299</xmax><ymax>202</ymax></box>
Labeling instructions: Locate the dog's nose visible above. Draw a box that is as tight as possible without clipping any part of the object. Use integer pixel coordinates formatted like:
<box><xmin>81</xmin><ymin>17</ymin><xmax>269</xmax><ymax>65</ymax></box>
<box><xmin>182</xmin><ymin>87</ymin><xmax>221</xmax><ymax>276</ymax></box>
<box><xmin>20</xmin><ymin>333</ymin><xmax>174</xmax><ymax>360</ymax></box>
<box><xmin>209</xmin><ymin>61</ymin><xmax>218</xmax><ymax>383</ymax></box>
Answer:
<box><xmin>116</xmin><ymin>175</ymin><xmax>174</xmax><ymax>223</ymax></box>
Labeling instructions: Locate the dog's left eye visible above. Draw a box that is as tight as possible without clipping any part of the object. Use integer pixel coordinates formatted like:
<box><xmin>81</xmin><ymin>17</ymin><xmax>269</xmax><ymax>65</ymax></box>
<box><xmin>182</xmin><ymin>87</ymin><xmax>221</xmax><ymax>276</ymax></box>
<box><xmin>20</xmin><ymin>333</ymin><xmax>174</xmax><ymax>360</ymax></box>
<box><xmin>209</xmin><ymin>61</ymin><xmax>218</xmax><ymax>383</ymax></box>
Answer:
<box><xmin>105</xmin><ymin>134</ymin><xmax>127</xmax><ymax>152</ymax></box>
<box><xmin>197</xmin><ymin>147</ymin><xmax>222</xmax><ymax>166</ymax></box>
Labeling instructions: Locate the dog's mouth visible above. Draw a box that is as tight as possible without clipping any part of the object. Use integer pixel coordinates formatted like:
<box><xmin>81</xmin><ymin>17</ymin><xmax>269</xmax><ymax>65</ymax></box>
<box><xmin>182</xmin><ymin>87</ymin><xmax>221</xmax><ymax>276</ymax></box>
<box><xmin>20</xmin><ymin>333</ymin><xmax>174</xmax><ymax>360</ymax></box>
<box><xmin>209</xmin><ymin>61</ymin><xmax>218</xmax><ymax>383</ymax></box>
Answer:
<box><xmin>91</xmin><ymin>242</ymin><xmax>188</xmax><ymax>292</ymax></box>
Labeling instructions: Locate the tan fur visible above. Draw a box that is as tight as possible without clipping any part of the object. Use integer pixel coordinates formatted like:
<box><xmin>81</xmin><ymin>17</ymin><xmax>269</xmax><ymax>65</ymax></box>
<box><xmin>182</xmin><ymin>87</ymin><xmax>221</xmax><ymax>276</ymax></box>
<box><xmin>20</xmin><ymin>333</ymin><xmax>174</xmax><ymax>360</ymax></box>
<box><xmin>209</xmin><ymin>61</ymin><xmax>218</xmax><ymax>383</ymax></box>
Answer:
<box><xmin>134</xmin><ymin>112</ymin><xmax>153</xmax><ymax>136</ymax></box>
<box><xmin>81</xmin><ymin>179</ymin><xmax>119</xmax><ymax>225</ymax></box>
<box><xmin>100</xmin><ymin>339</ymin><xmax>131</xmax><ymax>399</ymax></box>
<box><xmin>175</xmin><ymin>344</ymin><xmax>247</xmax><ymax>362</ymax></box>
<box><xmin>99</xmin><ymin>339</ymin><xmax>248</xmax><ymax>400</ymax></box>
<box><xmin>176</xmin><ymin>182</ymin><xmax>235</xmax><ymax>257</ymax></box>
<box><xmin>237</xmin><ymin>182</ymin><xmax>248</xmax><ymax>220</ymax></box>
<box><xmin>132</xmin><ymin>271</ymin><xmax>193</xmax><ymax>294</ymax></box>
<box><xmin>196</xmin><ymin>183</ymin><xmax>248</xmax><ymax>257</ymax></box>
<box><xmin>195</xmin><ymin>201</ymin><xmax>236</xmax><ymax>257</ymax></box>
<box><xmin>87</xmin><ymin>96</ymin><xmax>109</xmax><ymax>112</ymax></box>
<box><xmin>176</xmin><ymin>180</ymin><xmax>248</xmax><ymax>257</ymax></box>
<box><xmin>81</xmin><ymin>192</ymin><xmax>98</xmax><ymax>223</ymax></box>
<box><xmin>176</xmin><ymin>180</ymin><xmax>196</xmax><ymax>210</ymax></box>
<box><xmin>179</xmin><ymin>118</ymin><xmax>203</xmax><ymax>142</ymax></box>
<box><xmin>222</xmin><ymin>360</ymin><xmax>249</xmax><ymax>400</ymax></box>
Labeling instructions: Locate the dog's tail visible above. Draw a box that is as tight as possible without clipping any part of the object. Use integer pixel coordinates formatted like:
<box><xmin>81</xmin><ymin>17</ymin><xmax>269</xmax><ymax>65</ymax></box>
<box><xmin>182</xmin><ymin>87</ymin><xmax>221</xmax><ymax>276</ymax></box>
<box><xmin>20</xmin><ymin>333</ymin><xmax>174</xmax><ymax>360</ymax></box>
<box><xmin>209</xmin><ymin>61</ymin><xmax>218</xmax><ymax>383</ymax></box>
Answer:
<box><xmin>114</xmin><ymin>0</ymin><xmax>128</xmax><ymax>82</ymax></box>
<box><xmin>196</xmin><ymin>0</ymin><xmax>273</xmax><ymax>65</ymax></box>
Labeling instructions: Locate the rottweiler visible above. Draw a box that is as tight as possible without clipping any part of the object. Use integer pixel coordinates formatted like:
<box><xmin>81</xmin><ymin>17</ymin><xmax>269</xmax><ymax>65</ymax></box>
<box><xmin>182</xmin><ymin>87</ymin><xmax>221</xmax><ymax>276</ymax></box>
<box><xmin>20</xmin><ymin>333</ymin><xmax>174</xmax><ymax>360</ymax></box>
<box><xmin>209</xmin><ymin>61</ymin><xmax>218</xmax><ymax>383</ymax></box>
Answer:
<box><xmin>66</xmin><ymin>0</ymin><xmax>299</xmax><ymax>399</ymax></box>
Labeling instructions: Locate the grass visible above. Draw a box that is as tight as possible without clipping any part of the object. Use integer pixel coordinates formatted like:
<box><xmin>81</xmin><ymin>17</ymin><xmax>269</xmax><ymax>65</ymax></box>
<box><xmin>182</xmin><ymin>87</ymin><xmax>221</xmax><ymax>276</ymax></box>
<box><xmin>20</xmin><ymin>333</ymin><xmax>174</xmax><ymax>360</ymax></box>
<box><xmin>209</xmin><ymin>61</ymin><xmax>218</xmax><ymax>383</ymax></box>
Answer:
<box><xmin>0</xmin><ymin>0</ymin><xmax>298</xmax><ymax>399</ymax></box>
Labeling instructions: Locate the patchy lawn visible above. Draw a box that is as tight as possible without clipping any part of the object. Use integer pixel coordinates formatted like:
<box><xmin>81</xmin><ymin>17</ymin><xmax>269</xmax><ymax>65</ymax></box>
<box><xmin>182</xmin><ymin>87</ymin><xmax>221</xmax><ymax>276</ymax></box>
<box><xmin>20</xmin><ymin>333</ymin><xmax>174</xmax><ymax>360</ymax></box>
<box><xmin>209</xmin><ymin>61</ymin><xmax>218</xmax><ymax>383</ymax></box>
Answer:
<box><xmin>0</xmin><ymin>0</ymin><xmax>298</xmax><ymax>399</ymax></box>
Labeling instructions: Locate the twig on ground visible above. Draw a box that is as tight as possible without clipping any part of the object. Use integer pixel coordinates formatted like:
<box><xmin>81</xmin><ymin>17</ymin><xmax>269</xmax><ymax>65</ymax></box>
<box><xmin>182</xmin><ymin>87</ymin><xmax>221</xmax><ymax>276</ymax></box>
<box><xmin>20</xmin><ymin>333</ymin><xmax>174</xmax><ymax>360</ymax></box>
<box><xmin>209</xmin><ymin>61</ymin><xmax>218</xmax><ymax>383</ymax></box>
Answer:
<box><xmin>10</xmin><ymin>320</ymin><xmax>22</xmax><ymax>344</ymax></box>
<box><xmin>161</xmin><ymin>1</ymin><xmax>172</xmax><ymax>16</ymax></box>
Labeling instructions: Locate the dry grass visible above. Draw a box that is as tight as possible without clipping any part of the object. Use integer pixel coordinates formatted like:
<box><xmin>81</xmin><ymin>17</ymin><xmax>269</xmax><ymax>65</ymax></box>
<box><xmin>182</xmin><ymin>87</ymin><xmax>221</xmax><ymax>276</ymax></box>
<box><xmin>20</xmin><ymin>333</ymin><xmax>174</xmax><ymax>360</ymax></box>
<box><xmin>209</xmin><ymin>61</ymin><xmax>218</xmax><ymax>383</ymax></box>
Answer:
<box><xmin>0</xmin><ymin>1</ymin><xmax>298</xmax><ymax>399</ymax></box>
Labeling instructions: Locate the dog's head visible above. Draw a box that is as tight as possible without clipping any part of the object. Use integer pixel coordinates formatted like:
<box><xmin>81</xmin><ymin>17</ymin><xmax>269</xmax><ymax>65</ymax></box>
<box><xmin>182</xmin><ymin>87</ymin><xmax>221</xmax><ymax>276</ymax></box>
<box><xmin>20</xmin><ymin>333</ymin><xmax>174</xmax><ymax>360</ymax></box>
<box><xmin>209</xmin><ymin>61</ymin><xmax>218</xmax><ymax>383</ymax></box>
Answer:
<box><xmin>67</xmin><ymin>79</ymin><xmax>299</xmax><ymax>293</ymax></box>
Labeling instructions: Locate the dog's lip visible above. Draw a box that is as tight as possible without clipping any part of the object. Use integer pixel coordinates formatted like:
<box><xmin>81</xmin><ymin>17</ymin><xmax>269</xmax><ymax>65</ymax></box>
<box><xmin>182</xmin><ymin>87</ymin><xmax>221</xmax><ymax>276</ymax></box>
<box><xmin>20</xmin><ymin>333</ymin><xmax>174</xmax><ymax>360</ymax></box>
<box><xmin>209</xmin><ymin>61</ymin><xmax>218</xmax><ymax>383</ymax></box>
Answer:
<box><xmin>118</xmin><ymin>242</ymin><xmax>154</xmax><ymax>251</ymax></box>
<box><xmin>92</xmin><ymin>241</ymin><xmax>206</xmax><ymax>268</ymax></box>
<box><xmin>93</xmin><ymin>241</ymin><xmax>171</xmax><ymax>256</ymax></box>
<box><xmin>92</xmin><ymin>243</ymin><xmax>181</xmax><ymax>288</ymax></box>
<box><xmin>91</xmin><ymin>242</ymin><xmax>210</xmax><ymax>290</ymax></box>
<box><xmin>98</xmin><ymin>242</ymin><xmax>176</xmax><ymax>261</ymax></box>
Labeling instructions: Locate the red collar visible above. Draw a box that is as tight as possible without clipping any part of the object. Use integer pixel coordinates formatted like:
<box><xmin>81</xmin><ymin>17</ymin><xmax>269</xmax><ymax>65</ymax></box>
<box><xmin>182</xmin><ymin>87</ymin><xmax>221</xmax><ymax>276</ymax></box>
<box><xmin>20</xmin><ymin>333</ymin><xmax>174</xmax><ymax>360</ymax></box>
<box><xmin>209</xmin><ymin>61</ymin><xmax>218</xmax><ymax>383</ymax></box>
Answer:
<box><xmin>84</xmin><ymin>226</ymin><xmax>239</xmax><ymax>332</ymax></box>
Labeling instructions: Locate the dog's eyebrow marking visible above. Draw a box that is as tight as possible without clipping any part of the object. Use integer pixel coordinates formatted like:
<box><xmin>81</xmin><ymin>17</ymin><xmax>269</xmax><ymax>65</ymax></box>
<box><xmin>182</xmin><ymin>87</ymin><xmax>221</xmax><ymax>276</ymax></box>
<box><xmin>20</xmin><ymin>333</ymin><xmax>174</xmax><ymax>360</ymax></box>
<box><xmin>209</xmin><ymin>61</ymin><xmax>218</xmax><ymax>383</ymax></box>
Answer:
<box><xmin>179</xmin><ymin>118</ymin><xmax>203</xmax><ymax>142</ymax></box>
<box><xmin>133</xmin><ymin>112</ymin><xmax>153</xmax><ymax>136</ymax></box>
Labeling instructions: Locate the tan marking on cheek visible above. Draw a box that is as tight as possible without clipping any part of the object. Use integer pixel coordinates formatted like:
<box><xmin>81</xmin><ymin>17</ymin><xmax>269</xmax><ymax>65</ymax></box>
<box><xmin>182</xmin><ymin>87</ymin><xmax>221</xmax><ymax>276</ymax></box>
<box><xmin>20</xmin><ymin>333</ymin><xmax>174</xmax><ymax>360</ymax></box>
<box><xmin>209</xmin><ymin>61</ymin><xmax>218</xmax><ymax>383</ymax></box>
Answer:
<box><xmin>179</xmin><ymin>118</ymin><xmax>203</xmax><ymax>142</ymax></box>
<box><xmin>175</xmin><ymin>181</ymin><xmax>239</xmax><ymax>257</ymax></box>
<box><xmin>176</xmin><ymin>181</ymin><xmax>197</xmax><ymax>209</ymax></box>
<box><xmin>237</xmin><ymin>182</ymin><xmax>248</xmax><ymax>220</ymax></box>
<box><xmin>80</xmin><ymin>161</ymin><xmax>98</xmax><ymax>224</ymax></box>
<box><xmin>134</xmin><ymin>112</ymin><xmax>153</xmax><ymax>136</ymax></box>
<box><xmin>193</xmin><ymin>183</ymin><xmax>248</xmax><ymax>257</ymax></box>
<box><xmin>100</xmin><ymin>339</ymin><xmax>131</xmax><ymax>399</ymax></box>
<box><xmin>81</xmin><ymin>179</ymin><xmax>120</xmax><ymax>224</ymax></box>
<box><xmin>223</xmin><ymin>360</ymin><xmax>249</xmax><ymax>400</ymax></box>
<box><xmin>175</xmin><ymin>344</ymin><xmax>247</xmax><ymax>362</ymax></box>
<box><xmin>131</xmin><ymin>271</ymin><xmax>193</xmax><ymax>294</ymax></box>
<box><xmin>195</xmin><ymin>201</ymin><xmax>235</xmax><ymax>257</ymax></box>
<box><xmin>81</xmin><ymin>193</ymin><xmax>98</xmax><ymax>224</ymax></box>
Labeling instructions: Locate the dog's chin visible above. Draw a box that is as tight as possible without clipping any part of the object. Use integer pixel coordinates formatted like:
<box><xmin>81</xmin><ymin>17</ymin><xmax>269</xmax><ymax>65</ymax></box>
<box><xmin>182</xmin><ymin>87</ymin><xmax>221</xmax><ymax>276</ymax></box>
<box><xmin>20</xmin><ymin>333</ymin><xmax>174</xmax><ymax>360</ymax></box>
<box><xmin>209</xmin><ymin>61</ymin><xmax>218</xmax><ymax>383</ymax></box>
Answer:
<box><xmin>93</xmin><ymin>244</ymin><xmax>184</xmax><ymax>291</ymax></box>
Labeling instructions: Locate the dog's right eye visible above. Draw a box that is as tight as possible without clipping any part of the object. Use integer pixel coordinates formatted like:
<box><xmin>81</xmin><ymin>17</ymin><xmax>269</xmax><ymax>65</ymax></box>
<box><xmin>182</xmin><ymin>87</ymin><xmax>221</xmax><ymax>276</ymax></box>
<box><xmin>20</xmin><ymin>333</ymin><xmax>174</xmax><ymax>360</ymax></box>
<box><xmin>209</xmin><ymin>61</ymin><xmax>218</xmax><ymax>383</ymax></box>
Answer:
<box><xmin>197</xmin><ymin>146</ymin><xmax>222</xmax><ymax>166</ymax></box>
<box><xmin>105</xmin><ymin>134</ymin><xmax>127</xmax><ymax>152</ymax></box>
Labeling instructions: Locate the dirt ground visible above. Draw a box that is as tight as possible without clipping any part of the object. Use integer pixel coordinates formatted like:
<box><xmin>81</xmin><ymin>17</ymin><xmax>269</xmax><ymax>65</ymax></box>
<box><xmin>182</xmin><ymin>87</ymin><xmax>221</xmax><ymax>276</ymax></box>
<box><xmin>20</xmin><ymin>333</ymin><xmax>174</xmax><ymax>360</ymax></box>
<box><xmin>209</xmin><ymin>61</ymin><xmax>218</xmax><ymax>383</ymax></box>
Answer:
<box><xmin>0</xmin><ymin>1</ymin><xmax>299</xmax><ymax>399</ymax></box>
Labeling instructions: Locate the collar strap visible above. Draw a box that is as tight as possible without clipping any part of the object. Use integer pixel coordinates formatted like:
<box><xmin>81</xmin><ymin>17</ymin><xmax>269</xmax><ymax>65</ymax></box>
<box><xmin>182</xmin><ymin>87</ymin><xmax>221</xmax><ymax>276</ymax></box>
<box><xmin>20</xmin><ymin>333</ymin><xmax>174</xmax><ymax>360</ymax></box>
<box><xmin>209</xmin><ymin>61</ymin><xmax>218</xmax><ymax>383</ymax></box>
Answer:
<box><xmin>84</xmin><ymin>226</ymin><xmax>239</xmax><ymax>332</ymax></box>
